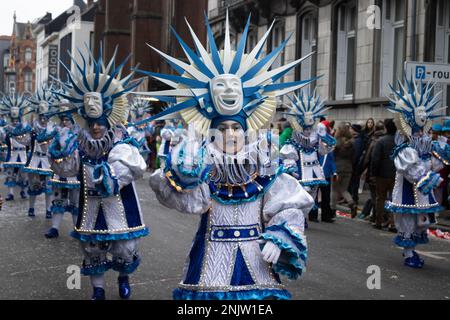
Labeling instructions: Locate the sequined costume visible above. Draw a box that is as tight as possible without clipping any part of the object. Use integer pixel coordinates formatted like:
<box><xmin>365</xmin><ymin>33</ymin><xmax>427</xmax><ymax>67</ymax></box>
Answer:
<box><xmin>0</xmin><ymin>93</ymin><xmax>32</xmax><ymax>200</ymax></box>
<box><xmin>127</xmin><ymin>97</ymin><xmax>153</xmax><ymax>160</ymax></box>
<box><xmin>51</xmin><ymin>45</ymin><xmax>148</xmax><ymax>300</ymax></box>
<box><xmin>136</xmin><ymin>10</ymin><xmax>316</xmax><ymax>299</ymax></box>
<box><xmin>22</xmin><ymin>86</ymin><xmax>60</xmax><ymax>218</ymax></box>
<box><xmin>280</xmin><ymin>92</ymin><xmax>335</xmax><ymax>216</ymax></box>
<box><xmin>45</xmin><ymin>100</ymin><xmax>81</xmax><ymax>238</ymax></box>
<box><xmin>384</xmin><ymin>78</ymin><xmax>449</xmax><ymax>268</ymax></box>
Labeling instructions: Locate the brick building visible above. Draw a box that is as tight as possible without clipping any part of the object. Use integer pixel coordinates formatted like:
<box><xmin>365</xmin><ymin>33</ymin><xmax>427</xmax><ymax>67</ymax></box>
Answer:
<box><xmin>4</xmin><ymin>13</ymin><xmax>37</xmax><ymax>94</ymax></box>
<box><xmin>92</xmin><ymin>0</ymin><xmax>208</xmax><ymax>91</ymax></box>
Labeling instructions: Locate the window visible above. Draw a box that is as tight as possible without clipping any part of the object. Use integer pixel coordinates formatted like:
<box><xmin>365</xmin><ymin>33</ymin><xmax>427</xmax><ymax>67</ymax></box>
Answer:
<box><xmin>270</xmin><ymin>22</ymin><xmax>285</xmax><ymax>72</ymax></box>
<box><xmin>3</xmin><ymin>51</ymin><xmax>9</xmax><ymax>68</ymax></box>
<box><xmin>335</xmin><ymin>3</ymin><xmax>357</xmax><ymax>99</ymax></box>
<box><xmin>246</xmin><ymin>28</ymin><xmax>257</xmax><ymax>52</ymax></box>
<box><xmin>24</xmin><ymin>70</ymin><xmax>33</xmax><ymax>92</ymax></box>
<box><xmin>380</xmin><ymin>0</ymin><xmax>405</xmax><ymax>94</ymax></box>
<box><xmin>24</xmin><ymin>48</ymin><xmax>32</xmax><ymax>63</ymax></box>
<box><xmin>59</xmin><ymin>33</ymin><xmax>72</xmax><ymax>81</ymax></box>
<box><xmin>299</xmin><ymin>13</ymin><xmax>318</xmax><ymax>94</ymax></box>
<box><xmin>435</xmin><ymin>0</ymin><xmax>450</xmax><ymax>114</ymax></box>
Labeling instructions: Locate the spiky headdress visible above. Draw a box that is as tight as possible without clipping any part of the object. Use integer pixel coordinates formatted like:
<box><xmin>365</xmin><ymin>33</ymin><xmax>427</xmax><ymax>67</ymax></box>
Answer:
<box><xmin>0</xmin><ymin>92</ymin><xmax>32</xmax><ymax>122</ymax></box>
<box><xmin>134</xmin><ymin>11</ymin><xmax>316</xmax><ymax>133</ymax></box>
<box><xmin>387</xmin><ymin>78</ymin><xmax>446</xmax><ymax>137</ymax></box>
<box><xmin>284</xmin><ymin>89</ymin><xmax>330</xmax><ymax>130</ymax></box>
<box><xmin>28</xmin><ymin>84</ymin><xmax>60</xmax><ymax>116</ymax></box>
<box><xmin>129</xmin><ymin>97</ymin><xmax>152</xmax><ymax>121</ymax></box>
<box><xmin>53</xmin><ymin>44</ymin><xmax>141</xmax><ymax>129</ymax></box>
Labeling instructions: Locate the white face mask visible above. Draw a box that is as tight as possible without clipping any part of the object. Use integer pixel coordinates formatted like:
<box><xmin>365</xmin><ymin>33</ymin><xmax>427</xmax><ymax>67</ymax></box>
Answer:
<box><xmin>415</xmin><ymin>106</ymin><xmax>427</xmax><ymax>127</ymax></box>
<box><xmin>210</xmin><ymin>74</ymin><xmax>243</xmax><ymax>116</ymax></box>
<box><xmin>59</xmin><ymin>99</ymin><xmax>71</xmax><ymax>112</ymax></box>
<box><xmin>304</xmin><ymin>111</ymin><xmax>315</xmax><ymax>127</ymax></box>
<box><xmin>11</xmin><ymin>107</ymin><xmax>19</xmax><ymax>119</ymax></box>
<box><xmin>39</xmin><ymin>101</ymin><xmax>49</xmax><ymax>114</ymax></box>
<box><xmin>84</xmin><ymin>92</ymin><xmax>103</xmax><ymax>119</ymax></box>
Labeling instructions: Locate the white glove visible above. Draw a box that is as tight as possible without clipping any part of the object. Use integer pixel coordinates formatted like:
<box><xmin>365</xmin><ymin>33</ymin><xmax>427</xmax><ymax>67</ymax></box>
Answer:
<box><xmin>316</xmin><ymin>122</ymin><xmax>327</xmax><ymax>137</ymax></box>
<box><xmin>258</xmin><ymin>240</ymin><xmax>281</xmax><ymax>264</ymax></box>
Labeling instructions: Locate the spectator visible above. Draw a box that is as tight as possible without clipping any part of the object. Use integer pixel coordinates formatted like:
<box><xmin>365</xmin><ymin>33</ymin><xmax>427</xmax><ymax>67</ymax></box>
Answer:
<box><xmin>359</xmin><ymin>121</ymin><xmax>385</xmax><ymax>220</ymax></box>
<box><xmin>318</xmin><ymin>132</ymin><xmax>337</xmax><ymax>222</ymax></box>
<box><xmin>363</xmin><ymin>118</ymin><xmax>375</xmax><ymax>139</ymax></box>
<box><xmin>434</xmin><ymin>122</ymin><xmax>449</xmax><ymax>207</ymax></box>
<box><xmin>329</xmin><ymin>120</ymin><xmax>336</xmax><ymax>136</ymax></box>
<box><xmin>371</xmin><ymin>118</ymin><xmax>397</xmax><ymax>230</ymax></box>
<box><xmin>279</xmin><ymin>121</ymin><xmax>293</xmax><ymax>146</ymax></box>
<box><xmin>331</xmin><ymin>123</ymin><xmax>356</xmax><ymax>217</ymax></box>
<box><xmin>349</xmin><ymin>123</ymin><xmax>367</xmax><ymax>211</ymax></box>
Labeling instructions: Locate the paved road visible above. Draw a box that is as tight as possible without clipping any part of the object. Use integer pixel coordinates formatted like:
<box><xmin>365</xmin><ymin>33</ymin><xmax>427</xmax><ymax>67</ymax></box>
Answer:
<box><xmin>0</xmin><ymin>173</ymin><xmax>449</xmax><ymax>300</ymax></box>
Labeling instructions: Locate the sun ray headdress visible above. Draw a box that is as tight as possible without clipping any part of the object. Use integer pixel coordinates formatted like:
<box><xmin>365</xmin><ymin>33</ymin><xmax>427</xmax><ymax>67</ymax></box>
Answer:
<box><xmin>0</xmin><ymin>92</ymin><xmax>32</xmax><ymax>123</ymax></box>
<box><xmin>387</xmin><ymin>77</ymin><xmax>446</xmax><ymax>137</ymax></box>
<box><xmin>129</xmin><ymin>97</ymin><xmax>152</xmax><ymax>122</ymax></box>
<box><xmin>284</xmin><ymin>89</ymin><xmax>331</xmax><ymax>131</ymax></box>
<box><xmin>52</xmin><ymin>44</ymin><xmax>141</xmax><ymax>129</ymax></box>
<box><xmin>27</xmin><ymin>84</ymin><xmax>60</xmax><ymax>118</ymax></box>
<box><xmin>133</xmin><ymin>11</ymin><xmax>317</xmax><ymax>134</ymax></box>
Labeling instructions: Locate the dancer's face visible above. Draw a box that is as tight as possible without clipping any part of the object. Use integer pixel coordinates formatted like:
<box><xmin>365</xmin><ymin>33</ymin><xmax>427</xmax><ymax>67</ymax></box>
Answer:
<box><xmin>61</xmin><ymin>117</ymin><xmax>72</xmax><ymax>129</ymax></box>
<box><xmin>214</xmin><ymin>120</ymin><xmax>245</xmax><ymax>154</ymax></box>
<box><xmin>89</xmin><ymin>122</ymin><xmax>106</xmax><ymax>139</ymax></box>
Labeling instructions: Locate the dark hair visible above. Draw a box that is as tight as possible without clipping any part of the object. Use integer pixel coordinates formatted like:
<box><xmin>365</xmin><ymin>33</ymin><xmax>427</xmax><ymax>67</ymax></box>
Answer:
<box><xmin>319</xmin><ymin>116</ymin><xmax>326</xmax><ymax>122</ymax></box>
<box><xmin>384</xmin><ymin>118</ymin><xmax>397</xmax><ymax>135</ymax></box>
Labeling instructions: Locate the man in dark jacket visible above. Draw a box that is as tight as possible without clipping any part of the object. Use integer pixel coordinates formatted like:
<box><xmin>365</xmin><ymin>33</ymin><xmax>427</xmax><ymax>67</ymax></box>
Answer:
<box><xmin>371</xmin><ymin>118</ymin><xmax>397</xmax><ymax>230</ymax></box>
<box><xmin>360</xmin><ymin>121</ymin><xmax>385</xmax><ymax>219</ymax></box>
<box><xmin>349</xmin><ymin>124</ymin><xmax>367</xmax><ymax>215</ymax></box>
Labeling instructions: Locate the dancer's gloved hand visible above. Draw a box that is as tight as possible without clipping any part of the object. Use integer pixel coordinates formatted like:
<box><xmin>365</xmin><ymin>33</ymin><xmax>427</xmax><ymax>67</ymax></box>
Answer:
<box><xmin>316</xmin><ymin>122</ymin><xmax>327</xmax><ymax>137</ymax></box>
<box><xmin>257</xmin><ymin>239</ymin><xmax>281</xmax><ymax>264</ymax></box>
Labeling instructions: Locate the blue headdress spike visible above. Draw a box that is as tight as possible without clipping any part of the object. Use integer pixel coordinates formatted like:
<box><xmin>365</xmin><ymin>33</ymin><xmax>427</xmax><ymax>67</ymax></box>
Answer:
<box><xmin>285</xmin><ymin>89</ymin><xmax>331</xmax><ymax>129</ymax></box>
<box><xmin>51</xmin><ymin>43</ymin><xmax>141</xmax><ymax>129</ymax></box>
<box><xmin>0</xmin><ymin>91</ymin><xmax>31</xmax><ymax>121</ymax></box>
<box><xmin>387</xmin><ymin>77</ymin><xmax>447</xmax><ymax>135</ymax></box>
<box><xmin>132</xmin><ymin>9</ymin><xmax>317</xmax><ymax>133</ymax></box>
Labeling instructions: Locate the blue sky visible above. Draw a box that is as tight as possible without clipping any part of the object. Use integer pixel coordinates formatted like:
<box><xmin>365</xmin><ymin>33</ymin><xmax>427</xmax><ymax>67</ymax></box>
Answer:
<box><xmin>0</xmin><ymin>0</ymin><xmax>74</xmax><ymax>35</ymax></box>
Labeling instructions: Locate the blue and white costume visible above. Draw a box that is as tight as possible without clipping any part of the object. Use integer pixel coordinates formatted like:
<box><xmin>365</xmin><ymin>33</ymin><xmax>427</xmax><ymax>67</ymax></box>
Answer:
<box><xmin>23</xmin><ymin>85</ymin><xmax>58</xmax><ymax>218</ymax></box>
<box><xmin>127</xmin><ymin>97</ymin><xmax>153</xmax><ymax>160</ymax></box>
<box><xmin>137</xmin><ymin>11</ymin><xmax>315</xmax><ymax>300</ymax></box>
<box><xmin>0</xmin><ymin>93</ymin><xmax>32</xmax><ymax>201</ymax></box>
<box><xmin>51</xmin><ymin>45</ymin><xmax>148</xmax><ymax>300</ymax></box>
<box><xmin>45</xmin><ymin>99</ymin><xmax>81</xmax><ymax>238</ymax></box>
<box><xmin>280</xmin><ymin>91</ymin><xmax>335</xmax><ymax>215</ymax></box>
<box><xmin>385</xmin><ymin>78</ymin><xmax>449</xmax><ymax>268</ymax></box>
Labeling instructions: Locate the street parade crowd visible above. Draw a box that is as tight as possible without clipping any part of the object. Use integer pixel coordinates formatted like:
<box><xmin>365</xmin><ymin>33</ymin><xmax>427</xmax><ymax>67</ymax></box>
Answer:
<box><xmin>0</xmin><ymin>11</ymin><xmax>449</xmax><ymax>300</ymax></box>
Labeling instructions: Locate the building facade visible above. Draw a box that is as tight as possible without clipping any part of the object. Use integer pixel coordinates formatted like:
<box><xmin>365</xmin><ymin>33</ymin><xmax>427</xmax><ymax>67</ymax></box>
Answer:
<box><xmin>34</xmin><ymin>0</ymin><xmax>95</xmax><ymax>89</ymax></box>
<box><xmin>4</xmin><ymin>13</ymin><xmax>37</xmax><ymax>94</ymax></box>
<box><xmin>208</xmin><ymin>0</ymin><xmax>450</xmax><ymax>124</ymax></box>
<box><xmin>0</xmin><ymin>36</ymin><xmax>12</xmax><ymax>94</ymax></box>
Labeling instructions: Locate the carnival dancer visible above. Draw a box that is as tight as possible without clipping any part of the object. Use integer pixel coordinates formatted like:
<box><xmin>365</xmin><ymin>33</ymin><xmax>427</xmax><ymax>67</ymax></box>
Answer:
<box><xmin>280</xmin><ymin>91</ymin><xmax>336</xmax><ymax>221</ymax></box>
<box><xmin>51</xmin><ymin>45</ymin><xmax>148</xmax><ymax>299</ymax></box>
<box><xmin>385</xmin><ymin>78</ymin><xmax>449</xmax><ymax>268</ymax></box>
<box><xmin>127</xmin><ymin>97</ymin><xmax>153</xmax><ymax>163</ymax></box>
<box><xmin>0</xmin><ymin>114</ymin><xmax>8</xmax><ymax>166</ymax></box>
<box><xmin>0</xmin><ymin>92</ymin><xmax>31</xmax><ymax>201</ymax></box>
<box><xmin>45</xmin><ymin>99</ymin><xmax>80</xmax><ymax>238</ymax></box>
<box><xmin>23</xmin><ymin>85</ymin><xmax>58</xmax><ymax>218</ymax></box>
<box><xmin>137</xmin><ymin>11</ymin><xmax>316</xmax><ymax>300</ymax></box>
